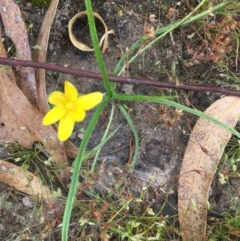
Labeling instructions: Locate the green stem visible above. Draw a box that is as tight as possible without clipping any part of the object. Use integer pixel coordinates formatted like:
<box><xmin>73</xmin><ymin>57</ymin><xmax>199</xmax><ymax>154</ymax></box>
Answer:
<box><xmin>85</xmin><ymin>0</ymin><xmax>114</xmax><ymax>96</ymax></box>
<box><xmin>114</xmin><ymin>93</ymin><xmax>240</xmax><ymax>139</ymax></box>
<box><xmin>91</xmin><ymin>102</ymin><xmax>115</xmax><ymax>171</ymax></box>
<box><xmin>119</xmin><ymin>105</ymin><xmax>139</xmax><ymax>170</ymax></box>
<box><xmin>61</xmin><ymin>97</ymin><xmax>110</xmax><ymax>241</ymax></box>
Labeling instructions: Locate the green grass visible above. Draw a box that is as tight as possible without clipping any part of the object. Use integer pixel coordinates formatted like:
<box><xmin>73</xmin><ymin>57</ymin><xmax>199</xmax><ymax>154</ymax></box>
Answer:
<box><xmin>62</xmin><ymin>168</ymin><xmax>180</xmax><ymax>240</ymax></box>
<box><xmin>62</xmin><ymin>0</ymin><xmax>240</xmax><ymax>239</ymax></box>
<box><xmin>26</xmin><ymin>0</ymin><xmax>239</xmax><ymax>240</ymax></box>
<box><xmin>208</xmin><ymin>210</ymin><xmax>240</xmax><ymax>240</ymax></box>
<box><xmin>24</xmin><ymin>0</ymin><xmax>51</xmax><ymax>8</ymax></box>
<box><xmin>207</xmin><ymin>132</ymin><xmax>240</xmax><ymax>240</ymax></box>
<box><xmin>1</xmin><ymin>1</ymin><xmax>238</xmax><ymax>239</ymax></box>
<box><xmin>1</xmin><ymin>0</ymin><xmax>239</xmax><ymax>239</ymax></box>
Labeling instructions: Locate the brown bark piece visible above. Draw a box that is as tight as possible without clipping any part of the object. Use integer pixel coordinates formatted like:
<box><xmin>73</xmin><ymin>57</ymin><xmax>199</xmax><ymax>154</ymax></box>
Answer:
<box><xmin>178</xmin><ymin>96</ymin><xmax>240</xmax><ymax>240</ymax></box>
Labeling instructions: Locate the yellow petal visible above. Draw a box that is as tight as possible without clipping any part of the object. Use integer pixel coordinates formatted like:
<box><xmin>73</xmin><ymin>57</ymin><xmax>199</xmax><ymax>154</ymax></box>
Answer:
<box><xmin>77</xmin><ymin>92</ymin><xmax>103</xmax><ymax>110</ymax></box>
<box><xmin>42</xmin><ymin>106</ymin><xmax>67</xmax><ymax>125</ymax></box>
<box><xmin>48</xmin><ymin>91</ymin><xmax>65</xmax><ymax>105</ymax></box>
<box><xmin>64</xmin><ymin>81</ymin><xmax>78</xmax><ymax>102</ymax></box>
<box><xmin>69</xmin><ymin>106</ymin><xmax>86</xmax><ymax>122</ymax></box>
<box><xmin>58</xmin><ymin>115</ymin><xmax>75</xmax><ymax>141</ymax></box>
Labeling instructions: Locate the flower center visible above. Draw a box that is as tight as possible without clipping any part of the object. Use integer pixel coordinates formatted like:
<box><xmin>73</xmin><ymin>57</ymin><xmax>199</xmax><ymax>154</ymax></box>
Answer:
<box><xmin>65</xmin><ymin>101</ymin><xmax>75</xmax><ymax>110</ymax></box>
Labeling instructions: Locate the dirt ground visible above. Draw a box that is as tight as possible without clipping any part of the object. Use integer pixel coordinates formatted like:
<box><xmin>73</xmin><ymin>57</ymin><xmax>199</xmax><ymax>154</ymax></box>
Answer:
<box><xmin>0</xmin><ymin>0</ymin><xmax>239</xmax><ymax>240</ymax></box>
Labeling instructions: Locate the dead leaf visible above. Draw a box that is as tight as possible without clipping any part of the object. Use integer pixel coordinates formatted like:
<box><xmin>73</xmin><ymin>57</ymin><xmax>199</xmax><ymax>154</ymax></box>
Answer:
<box><xmin>32</xmin><ymin>0</ymin><xmax>78</xmax><ymax>158</ymax></box>
<box><xmin>68</xmin><ymin>11</ymin><xmax>114</xmax><ymax>53</ymax></box>
<box><xmin>166</xmin><ymin>7</ymin><xmax>178</xmax><ymax>20</ymax></box>
<box><xmin>0</xmin><ymin>27</ymin><xmax>33</xmax><ymax>146</ymax></box>
<box><xmin>0</xmin><ymin>26</ymin><xmax>16</xmax><ymax>83</ymax></box>
<box><xmin>143</xmin><ymin>23</ymin><xmax>155</xmax><ymax>38</ymax></box>
<box><xmin>178</xmin><ymin>96</ymin><xmax>240</xmax><ymax>240</ymax></box>
<box><xmin>32</xmin><ymin>0</ymin><xmax>59</xmax><ymax>114</ymax></box>
<box><xmin>0</xmin><ymin>159</ymin><xmax>54</xmax><ymax>201</ymax></box>
<box><xmin>0</xmin><ymin>0</ymin><xmax>37</xmax><ymax>106</ymax></box>
<box><xmin>0</xmin><ymin>126</ymin><xmax>15</xmax><ymax>141</ymax></box>
<box><xmin>0</xmin><ymin>68</ymin><xmax>69</xmax><ymax>181</ymax></box>
<box><xmin>0</xmin><ymin>3</ymin><xmax>70</xmax><ymax>183</ymax></box>
<box><xmin>63</xmin><ymin>140</ymin><xmax>78</xmax><ymax>158</ymax></box>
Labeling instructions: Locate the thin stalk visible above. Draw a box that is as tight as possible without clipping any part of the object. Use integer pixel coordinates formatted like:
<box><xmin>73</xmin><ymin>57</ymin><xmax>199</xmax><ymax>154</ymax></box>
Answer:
<box><xmin>83</xmin><ymin>124</ymin><xmax>122</xmax><ymax>162</ymax></box>
<box><xmin>61</xmin><ymin>97</ymin><xmax>110</xmax><ymax>241</ymax></box>
<box><xmin>85</xmin><ymin>0</ymin><xmax>114</xmax><ymax>96</ymax></box>
<box><xmin>114</xmin><ymin>93</ymin><xmax>240</xmax><ymax>139</ymax></box>
<box><xmin>119</xmin><ymin>105</ymin><xmax>139</xmax><ymax>170</ymax></box>
<box><xmin>91</xmin><ymin>102</ymin><xmax>115</xmax><ymax>171</ymax></box>
<box><xmin>113</xmin><ymin>1</ymin><xmax>228</xmax><ymax>76</ymax></box>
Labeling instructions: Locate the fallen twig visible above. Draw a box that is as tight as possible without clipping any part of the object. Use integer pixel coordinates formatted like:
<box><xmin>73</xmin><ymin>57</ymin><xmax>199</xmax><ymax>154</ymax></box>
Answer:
<box><xmin>0</xmin><ymin>57</ymin><xmax>239</xmax><ymax>96</ymax></box>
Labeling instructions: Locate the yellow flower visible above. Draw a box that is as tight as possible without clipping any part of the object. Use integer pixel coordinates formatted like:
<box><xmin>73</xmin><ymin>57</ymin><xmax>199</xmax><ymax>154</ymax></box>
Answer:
<box><xmin>43</xmin><ymin>81</ymin><xmax>103</xmax><ymax>141</ymax></box>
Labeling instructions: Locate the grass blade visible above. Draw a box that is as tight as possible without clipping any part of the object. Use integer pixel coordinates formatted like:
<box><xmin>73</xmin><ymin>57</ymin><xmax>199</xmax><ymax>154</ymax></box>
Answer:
<box><xmin>113</xmin><ymin>1</ymin><xmax>228</xmax><ymax>76</ymax></box>
<box><xmin>91</xmin><ymin>102</ymin><xmax>115</xmax><ymax>171</ymax></box>
<box><xmin>114</xmin><ymin>93</ymin><xmax>240</xmax><ymax>139</ymax></box>
<box><xmin>84</xmin><ymin>0</ymin><xmax>114</xmax><ymax>96</ymax></box>
<box><xmin>119</xmin><ymin>104</ymin><xmax>139</xmax><ymax>170</ymax></box>
<box><xmin>61</xmin><ymin>97</ymin><xmax>110</xmax><ymax>241</ymax></box>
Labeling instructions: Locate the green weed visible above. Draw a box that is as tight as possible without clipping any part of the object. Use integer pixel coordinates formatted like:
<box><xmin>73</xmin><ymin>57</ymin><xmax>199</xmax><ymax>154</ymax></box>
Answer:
<box><xmin>61</xmin><ymin>0</ymin><xmax>240</xmax><ymax>240</ymax></box>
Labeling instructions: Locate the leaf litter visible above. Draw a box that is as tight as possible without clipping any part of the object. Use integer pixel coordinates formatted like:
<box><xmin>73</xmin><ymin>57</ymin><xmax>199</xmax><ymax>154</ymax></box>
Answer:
<box><xmin>0</xmin><ymin>0</ymin><xmax>239</xmax><ymax>240</ymax></box>
<box><xmin>0</xmin><ymin>0</ymin><xmax>69</xmax><ymax>197</ymax></box>
<box><xmin>178</xmin><ymin>96</ymin><xmax>240</xmax><ymax>240</ymax></box>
